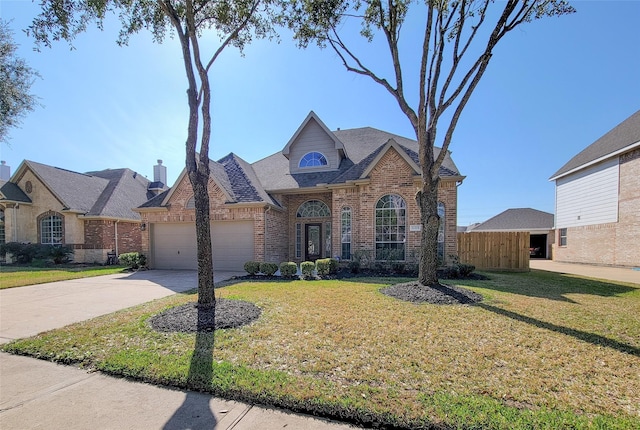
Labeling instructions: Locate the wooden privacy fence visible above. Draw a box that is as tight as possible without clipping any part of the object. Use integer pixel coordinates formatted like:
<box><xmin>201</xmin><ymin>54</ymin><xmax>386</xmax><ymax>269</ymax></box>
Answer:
<box><xmin>457</xmin><ymin>231</ymin><xmax>530</xmax><ymax>271</ymax></box>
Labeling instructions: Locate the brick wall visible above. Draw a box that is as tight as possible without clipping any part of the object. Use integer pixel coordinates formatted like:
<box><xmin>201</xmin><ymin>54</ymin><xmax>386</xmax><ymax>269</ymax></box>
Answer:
<box><xmin>83</xmin><ymin>220</ymin><xmax>142</xmax><ymax>262</ymax></box>
<box><xmin>553</xmin><ymin>148</ymin><xmax>640</xmax><ymax>267</ymax></box>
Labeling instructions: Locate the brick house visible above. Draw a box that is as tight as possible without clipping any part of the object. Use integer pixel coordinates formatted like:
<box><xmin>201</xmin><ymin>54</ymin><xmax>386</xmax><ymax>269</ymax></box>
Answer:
<box><xmin>137</xmin><ymin>111</ymin><xmax>465</xmax><ymax>271</ymax></box>
<box><xmin>550</xmin><ymin>110</ymin><xmax>640</xmax><ymax>267</ymax></box>
<box><xmin>0</xmin><ymin>160</ymin><xmax>167</xmax><ymax>263</ymax></box>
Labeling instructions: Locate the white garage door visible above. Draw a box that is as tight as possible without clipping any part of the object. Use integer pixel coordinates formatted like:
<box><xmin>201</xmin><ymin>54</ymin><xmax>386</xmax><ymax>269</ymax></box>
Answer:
<box><xmin>152</xmin><ymin>221</ymin><xmax>254</xmax><ymax>271</ymax></box>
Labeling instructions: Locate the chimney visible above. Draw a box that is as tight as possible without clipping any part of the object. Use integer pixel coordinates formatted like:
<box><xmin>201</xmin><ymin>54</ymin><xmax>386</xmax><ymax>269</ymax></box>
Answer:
<box><xmin>153</xmin><ymin>159</ymin><xmax>167</xmax><ymax>185</ymax></box>
<box><xmin>0</xmin><ymin>161</ymin><xmax>10</xmax><ymax>181</ymax></box>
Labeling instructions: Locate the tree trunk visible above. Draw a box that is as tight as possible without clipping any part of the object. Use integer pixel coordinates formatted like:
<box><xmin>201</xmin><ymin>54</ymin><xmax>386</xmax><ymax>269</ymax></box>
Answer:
<box><xmin>190</xmin><ymin>169</ymin><xmax>215</xmax><ymax>307</ymax></box>
<box><xmin>417</xmin><ymin>175</ymin><xmax>440</xmax><ymax>286</ymax></box>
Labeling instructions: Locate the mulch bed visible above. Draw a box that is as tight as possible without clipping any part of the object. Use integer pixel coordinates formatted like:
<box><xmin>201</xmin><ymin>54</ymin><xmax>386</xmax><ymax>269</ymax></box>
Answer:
<box><xmin>148</xmin><ymin>299</ymin><xmax>261</xmax><ymax>333</ymax></box>
<box><xmin>380</xmin><ymin>282</ymin><xmax>483</xmax><ymax>305</ymax></box>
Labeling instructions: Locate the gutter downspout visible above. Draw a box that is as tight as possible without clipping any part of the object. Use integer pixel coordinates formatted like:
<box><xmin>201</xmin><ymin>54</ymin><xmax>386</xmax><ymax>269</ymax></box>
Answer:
<box><xmin>114</xmin><ymin>220</ymin><xmax>119</xmax><ymax>257</ymax></box>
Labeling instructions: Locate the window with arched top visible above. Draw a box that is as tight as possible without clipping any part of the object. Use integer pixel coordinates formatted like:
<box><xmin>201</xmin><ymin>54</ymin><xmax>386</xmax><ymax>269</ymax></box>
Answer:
<box><xmin>296</xmin><ymin>200</ymin><xmax>331</xmax><ymax>218</ymax></box>
<box><xmin>186</xmin><ymin>197</ymin><xmax>195</xmax><ymax>209</ymax></box>
<box><xmin>375</xmin><ymin>194</ymin><xmax>406</xmax><ymax>260</ymax></box>
<box><xmin>39</xmin><ymin>212</ymin><xmax>64</xmax><ymax>245</ymax></box>
<box><xmin>299</xmin><ymin>152</ymin><xmax>328</xmax><ymax>168</ymax></box>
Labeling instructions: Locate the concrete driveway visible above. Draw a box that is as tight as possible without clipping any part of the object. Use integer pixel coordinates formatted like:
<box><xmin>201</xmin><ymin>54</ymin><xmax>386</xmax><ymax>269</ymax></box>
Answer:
<box><xmin>0</xmin><ymin>270</ymin><xmax>242</xmax><ymax>344</ymax></box>
<box><xmin>530</xmin><ymin>260</ymin><xmax>640</xmax><ymax>285</ymax></box>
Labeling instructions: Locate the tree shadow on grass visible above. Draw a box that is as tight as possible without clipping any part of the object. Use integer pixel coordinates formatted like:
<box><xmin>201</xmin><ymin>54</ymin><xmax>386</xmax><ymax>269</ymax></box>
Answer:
<box><xmin>163</xmin><ymin>305</ymin><xmax>217</xmax><ymax>430</ymax></box>
<box><xmin>463</xmin><ymin>270</ymin><xmax>639</xmax><ymax>303</ymax></box>
<box><xmin>476</xmin><ymin>302</ymin><xmax>640</xmax><ymax>357</ymax></box>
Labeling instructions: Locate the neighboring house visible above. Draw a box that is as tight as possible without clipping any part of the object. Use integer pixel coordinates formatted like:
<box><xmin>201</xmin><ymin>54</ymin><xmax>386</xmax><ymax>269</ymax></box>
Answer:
<box><xmin>136</xmin><ymin>111</ymin><xmax>465</xmax><ymax>271</ymax></box>
<box><xmin>0</xmin><ymin>159</ymin><xmax>168</xmax><ymax>263</ymax></box>
<box><xmin>468</xmin><ymin>208</ymin><xmax>555</xmax><ymax>259</ymax></box>
<box><xmin>550</xmin><ymin>110</ymin><xmax>640</xmax><ymax>267</ymax></box>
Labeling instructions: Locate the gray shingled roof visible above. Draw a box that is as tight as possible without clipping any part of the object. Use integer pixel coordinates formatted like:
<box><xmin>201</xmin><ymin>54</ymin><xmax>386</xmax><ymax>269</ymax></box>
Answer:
<box><xmin>551</xmin><ymin>110</ymin><xmax>640</xmax><ymax>180</ymax></box>
<box><xmin>0</xmin><ymin>181</ymin><xmax>32</xmax><ymax>203</ymax></box>
<box><xmin>86</xmin><ymin>169</ymin><xmax>153</xmax><ymax>219</ymax></box>
<box><xmin>472</xmin><ymin>208</ymin><xmax>554</xmax><ymax>231</ymax></box>
<box><xmin>28</xmin><ymin>160</ymin><xmax>109</xmax><ymax>212</ymax></box>
<box><xmin>252</xmin><ymin>127</ymin><xmax>462</xmax><ymax>191</ymax></box>
<box><xmin>2</xmin><ymin>160</ymin><xmax>152</xmax><ymax>221</ymax></box>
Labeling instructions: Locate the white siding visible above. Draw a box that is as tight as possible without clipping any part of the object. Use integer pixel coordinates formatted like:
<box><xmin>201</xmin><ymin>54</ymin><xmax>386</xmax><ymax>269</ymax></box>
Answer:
<box><xmin>289</xmin><ymin>120</ymin><xmax>339</xmax><ymax>173</ymax></box>
<box><xmin>555</xmin><ymin>158</ymin><xmax>619</xmax><ymax>228</ymax></box>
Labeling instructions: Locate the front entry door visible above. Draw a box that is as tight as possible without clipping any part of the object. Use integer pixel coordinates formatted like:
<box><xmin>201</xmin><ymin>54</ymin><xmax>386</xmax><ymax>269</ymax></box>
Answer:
<box><xmin>305</xmin><ymin>223</ymin><xmax>322</xmax><ymax>261</ymax></box>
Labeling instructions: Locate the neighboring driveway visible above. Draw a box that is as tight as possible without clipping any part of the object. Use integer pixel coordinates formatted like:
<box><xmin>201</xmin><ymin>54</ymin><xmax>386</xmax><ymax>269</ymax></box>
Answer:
<box><xmin>530</xmin><ymin>260</ymin><xmax>640</xmax><ymax>285</ymax></box>
<box><xmin>0</xmin><ymin>270</ymin><xmax>242</xmax><ymax>344</ymax></box>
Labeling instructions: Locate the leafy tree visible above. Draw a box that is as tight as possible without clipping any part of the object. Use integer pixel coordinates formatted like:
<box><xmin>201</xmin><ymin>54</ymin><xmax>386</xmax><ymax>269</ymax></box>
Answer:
<box><xmin>0</xmin><ymin>19</ymin><xmax>40</xmax><ymax>144</ymax></box>
<box><xmin>285</xmin><ymin>0</ymin><xmax>575</xmax><ymax>286</ymax></box>
<box><xmin>28</xmin><ymin>0</ymin><xmax>277</xmax><ymax>307</ymax></box>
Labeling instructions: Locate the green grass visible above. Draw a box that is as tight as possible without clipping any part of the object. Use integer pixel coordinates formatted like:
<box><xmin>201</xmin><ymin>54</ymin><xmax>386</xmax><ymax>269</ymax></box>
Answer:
<box><xmin>0</xmin><ymin>265</ymin><xmax>126</xmax><ymax>289</ymax></box>
<box><xmin>3</xmin><ymin>270</ymin><xmax>639</xmax><ymax>429</ymax></box>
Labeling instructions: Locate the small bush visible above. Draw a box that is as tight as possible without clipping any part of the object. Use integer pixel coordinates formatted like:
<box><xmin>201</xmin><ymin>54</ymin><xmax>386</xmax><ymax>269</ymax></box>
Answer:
<box><xmin>300</xmin><ymin>261</ymin><xmax>315</xmax><ymax>279</ymax></box>
<box><xmin>259</xmin><ymin>262</ymin><xmax>278</xmax><ymax>276</ymax></box>
<box><xmin>279</xmin><ymin>262</ymin><xmax>298</xmax><ymax>278</ymax></box>
<box><xmin>458</xmin><ymin>263</ymin><xmax>476</xmax><ymax>277</ymax></box>
<box><xmin>328</xmin><ymin>258</ymin><xmax>338</xmax><ymax>274</ymax></box>
<box><xmin>47</xmin><ymin>245</ymin><xmax>74</xmax><ymax>264</ymax></box>
<box><xmin>315</xmin><ymin>258</ymin><xmax>331</xmax><ymax>276</ymax></box>
<box><xmin>348</xmin><ymin>260</ymin><xmax>361</xmax><ymax>274</ymax></box>
<box><xmin>391</xmin><ymin>262</ymin><xmax>406</xmax><ymax>274</ymax></box>
<box><xmin>443</xmin><ymin>263</ymin><xmax>475</xmax><ymax>279</ymax></box>
<box><xmin>244</xmin><ymin>261</ymin><xmax>261</xmax><ymax>275</ymax></box>
<box><xmin>119</xmin><ymin>252</ymin><xmax>147</xmax><ymax>270</ymax></box>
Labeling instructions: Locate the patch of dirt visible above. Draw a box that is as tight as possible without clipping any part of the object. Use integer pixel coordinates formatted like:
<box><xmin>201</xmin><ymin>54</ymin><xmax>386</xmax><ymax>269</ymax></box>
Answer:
<box><xmin>148</xmin><ymin>299</ymin><xmax>261</xmax><ymax>333</ymax></box>
<box><xmin>381</xmin><ymin>282</ymin><xmax>483</xmax><ymax>305</ymax></box>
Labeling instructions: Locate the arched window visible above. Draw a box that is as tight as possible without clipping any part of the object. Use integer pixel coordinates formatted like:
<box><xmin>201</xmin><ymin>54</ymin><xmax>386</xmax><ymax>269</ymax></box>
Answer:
<box><xmin>437</xmin><ymin>202</ymin><xmax>445</xmax><ymax>262</ymax></box>
<box><xmin>299</xmin><ymin>152</ymin><xmax>328</xmax><ymax>168</ymax></box>
<box><xmin>341</xmin><ymin>207</ymin><xmax>352</xmax><ymax>260</ymax></box>
<box><xmin>296</xmin><ymin>200</ymin><xmax>330</xmax><ymax>218</ymax></box>
<box><xmin>40</xmin><ymin>213</ymin><xmax>64</xmax><ymax>245</ymax></box>
<box><xmin>186</xmin><ymin>197</ymin><xmax>195</xmax><ymax>209</ymax></box>
<box><xmin>375</xmin><ymin>194</ymin><xmax>406</xmax><ymax>260</ymax></box>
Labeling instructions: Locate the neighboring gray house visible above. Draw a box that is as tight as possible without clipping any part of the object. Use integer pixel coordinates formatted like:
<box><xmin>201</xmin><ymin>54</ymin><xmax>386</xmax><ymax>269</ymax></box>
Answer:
<box><xmin>470</xmin><ymin>208</ymin><xmax>555</xmax><ymax>259</ymax></box>
<box><xmin>550</xmin><ymin>110</ymin><xmax>640</xmax><ymax>267</ymax></box>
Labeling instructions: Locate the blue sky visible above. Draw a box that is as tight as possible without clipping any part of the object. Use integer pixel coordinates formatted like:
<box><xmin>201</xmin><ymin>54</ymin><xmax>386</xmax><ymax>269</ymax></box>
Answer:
<box><xmin>1</xmin><ymin>0</ymin><xmax>638</xmax><ymax>226</ymax></box>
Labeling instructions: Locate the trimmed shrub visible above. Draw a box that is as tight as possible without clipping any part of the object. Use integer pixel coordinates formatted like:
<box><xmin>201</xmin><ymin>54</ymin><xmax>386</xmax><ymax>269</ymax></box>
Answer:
<box><xmin>259</xmin><ymin>262</ymin><xmax>278</xmax><ymax>276</ymax></box>
<box><xmin>328</xmin><ymin>258</ymin><xmax>338</xmax><ymax>274</ymax></box>
<box><xmin>244</xmin><ymin>261</ymin><xmax>261</xmax><ymax>276</ymax></box>
<box><xmin>348</xmin><ymin>260</ymin><xmax>361</xmax><ymax>274</ymax></box>
<box><xmin>300</xmin><ymin>261</ymin><xmax>315</xmax><ymax>279</ymax></box>
<box><xmin>119</xmin><ymin>252</ymin><xmax>147</xmax><ymax>270</ymax></box>
<box><xmin>315</xmin><ymin>258</ymin><xmax>331</xmax><ymax>276</ymax></box>
<box><xmin>279</xmin><ymin>262</ymin><xmax>298</xmax><ymax>278</ymax></box>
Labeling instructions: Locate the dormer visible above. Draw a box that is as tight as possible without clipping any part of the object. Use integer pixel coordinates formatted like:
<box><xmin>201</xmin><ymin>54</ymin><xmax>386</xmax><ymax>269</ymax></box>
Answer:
<box><xmin>282</xmin><ymin>111</ymin><xmax>347</xmax><ymax>174</ymax></box>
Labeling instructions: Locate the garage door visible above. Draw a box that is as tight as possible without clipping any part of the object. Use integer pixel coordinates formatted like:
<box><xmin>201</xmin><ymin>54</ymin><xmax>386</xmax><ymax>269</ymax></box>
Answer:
<box><xmin>152</xmin><ymin>221</ymin><xmax>254</xmax><ymax>271</ymax></box>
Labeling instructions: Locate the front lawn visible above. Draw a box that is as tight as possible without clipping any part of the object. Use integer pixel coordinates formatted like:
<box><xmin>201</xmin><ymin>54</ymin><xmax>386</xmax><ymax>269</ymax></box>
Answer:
<box><xmin>0</xmin><ymin>265</ymin><xmax>125</xmax><ymax>289</ymax></box>
<box><xmin>3</xmin><ymin>271</ymin><xmax>639</xmax><ymax>429</ymax></box>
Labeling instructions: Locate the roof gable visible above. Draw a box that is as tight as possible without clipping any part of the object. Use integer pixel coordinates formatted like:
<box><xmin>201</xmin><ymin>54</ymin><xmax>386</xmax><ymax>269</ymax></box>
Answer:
<box><xmin>360</xmin><ymin>139</ymin><xmax>421</xmax><ymax>178</ymax></box>
<box><xmin>281</xmin><ymin>111</ymin><xmax>346</xmax><ymax>160</ymax></box>
<box><xmin>550</xmin><ymin>110</ymin><xmax>640</xmax><ymax>180</ymax></box>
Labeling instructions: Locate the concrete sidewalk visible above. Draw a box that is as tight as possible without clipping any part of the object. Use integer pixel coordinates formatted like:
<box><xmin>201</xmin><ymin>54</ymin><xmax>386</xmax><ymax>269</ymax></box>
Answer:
<box><xmin>530</xmin><ymin>260</ymin><xmax>640</xmax><ymax>285</ymax></box>
<box><xmin>0</xmin><ymin>270</ymin><xmax>355</xmax><ymax>430</ymax></box>
<box><xmin>0</xmin><ymin>353</ymin><xmax>353</xmax><ymax>429</ymax></box>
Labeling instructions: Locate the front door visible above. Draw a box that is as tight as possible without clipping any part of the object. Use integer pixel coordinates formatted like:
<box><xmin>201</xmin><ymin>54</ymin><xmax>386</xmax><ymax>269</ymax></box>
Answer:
<box><xmin>305</xmin><ymin>223</ymin><xmax>322</xmax><ymax>261</ymax></box>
